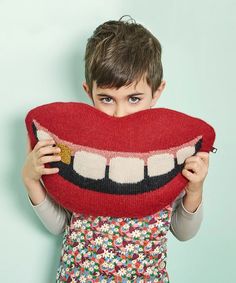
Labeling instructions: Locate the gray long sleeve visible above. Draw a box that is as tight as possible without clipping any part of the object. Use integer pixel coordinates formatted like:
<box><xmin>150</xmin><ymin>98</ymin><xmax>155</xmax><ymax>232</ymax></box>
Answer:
<box><xmin>27</xmin><ymin>189</ymin><xmax>203</xmax><ymax>240</ymax></box>
<box><xmin>27</xmin><ymin>193</ymin><xmax>72</xmax><ymax>235</ymax></box>
<box><xmin>170</xmin><ymin>190</ymin><xmax>203</xmax><ymax>241</ymax></box>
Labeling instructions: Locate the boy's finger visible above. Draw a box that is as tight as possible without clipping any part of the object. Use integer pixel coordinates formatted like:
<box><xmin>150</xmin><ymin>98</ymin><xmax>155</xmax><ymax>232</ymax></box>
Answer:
<box><xmin>36</xmin><ymin>146</ymin><xmax>61</xmax><ymax>158</ymax></box>
<box><xmin>183</xmin><ymin>161</ymin><xmax>199</xmax><ymax>173</ymax></box>
<box><xmin>196</xmin><ymin>152</ymin><xmax>209</xmax><ymax>166</ymax></box>
<box><xmin>34</xmin><ymin>139</ymin><xmax>55</xmax><ymax>151</ymax></box>
<box><xmin>38</xmin><ymin>155</ymin><xmax>61</xmax><ymax>165</ymax></box>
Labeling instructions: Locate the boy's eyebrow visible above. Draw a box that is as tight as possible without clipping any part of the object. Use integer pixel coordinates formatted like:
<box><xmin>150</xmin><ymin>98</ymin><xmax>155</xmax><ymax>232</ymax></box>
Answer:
<box><xmin>96</xmin><ymin>92</ymin><xmax>145</xmax><ymax>97</ymax></box>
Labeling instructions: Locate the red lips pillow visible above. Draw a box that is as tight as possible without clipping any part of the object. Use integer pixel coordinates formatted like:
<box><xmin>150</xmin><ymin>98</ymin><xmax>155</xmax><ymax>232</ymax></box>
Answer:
<box><xmin>25</xmin><ymin>102</ymin><xmax>216</xmax><ymax>217</ymax></box>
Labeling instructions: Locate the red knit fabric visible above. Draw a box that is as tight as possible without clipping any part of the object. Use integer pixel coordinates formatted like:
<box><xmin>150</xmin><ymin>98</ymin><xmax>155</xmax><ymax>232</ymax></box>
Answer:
<box><xmin>25</xmin><ymin>102</ymin><xmax>216</xmax><ymax>217</ymax></box>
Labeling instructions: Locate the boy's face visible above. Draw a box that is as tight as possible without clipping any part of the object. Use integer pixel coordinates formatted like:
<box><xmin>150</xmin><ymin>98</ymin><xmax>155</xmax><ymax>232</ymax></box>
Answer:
<box><xmin>83</xmin><ymin>76</ymin><xmax>166</xmax><ymax>117</ymax></box>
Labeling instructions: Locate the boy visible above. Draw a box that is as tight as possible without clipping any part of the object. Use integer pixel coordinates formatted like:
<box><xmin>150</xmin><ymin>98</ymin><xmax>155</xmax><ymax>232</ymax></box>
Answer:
<box><xmin>22</xmin><ymin>15</ymin><xmax>209</xmax><ymax>282</ymax></box>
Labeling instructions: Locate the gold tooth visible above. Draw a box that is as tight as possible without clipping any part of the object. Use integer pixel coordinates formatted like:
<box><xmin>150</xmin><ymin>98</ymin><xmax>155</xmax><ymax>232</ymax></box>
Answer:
<box><xmin>57</xmin><ymin>143</ymin><xmax>71</xmax><ymax>165</ymax></box>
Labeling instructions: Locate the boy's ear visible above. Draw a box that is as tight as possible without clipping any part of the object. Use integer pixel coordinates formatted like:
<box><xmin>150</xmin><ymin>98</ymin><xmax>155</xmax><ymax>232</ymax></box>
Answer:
<box><xmin>82</xmin><ymin>82</ymin><xmax>94</xmax><ymax>102</ymax></box>
<box><xmin>150</xmin><ymin>80</ymin><xmax>166</xmax><ymax>107</ymax></box>
<box><xmin>82</xmin><ymin>82</ymin><xmax>90</xmax><ymax>95</ymax></box>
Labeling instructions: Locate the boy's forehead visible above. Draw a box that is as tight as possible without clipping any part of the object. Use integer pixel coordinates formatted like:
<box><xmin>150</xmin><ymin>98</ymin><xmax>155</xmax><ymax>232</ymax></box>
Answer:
<box><xmin>93</xmin><ymin>77</ymin><xmax>151</xmax><ymax>94</ymax></box>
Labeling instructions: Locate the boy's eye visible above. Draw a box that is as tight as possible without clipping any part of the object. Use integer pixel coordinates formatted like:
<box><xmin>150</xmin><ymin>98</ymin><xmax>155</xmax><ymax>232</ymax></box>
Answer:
<box><xmin>129</xmin><ymin>97</ymin><xmax>141</xmax><ymax>103</ymax></box>
<box><xmin>100</xmin><ymin>97</ymin><xmax>141</xmax><ymax>104</ymax></box>
<box><xmin>100</xmin><ymin>97</ymin><xmax>112</xmax><ymax>103</ymax></box>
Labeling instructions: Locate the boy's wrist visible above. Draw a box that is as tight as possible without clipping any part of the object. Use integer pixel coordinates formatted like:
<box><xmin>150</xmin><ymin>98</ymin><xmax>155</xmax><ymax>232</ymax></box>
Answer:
<box><xmin>23</xmin><ymin>178</ymin><xmax>47</xmax><ymax>206</ymax></box>
<box><xmin>22</xmin><ymin>176</ymin><xmax>44</xmax><ymax>195</ymax></box>
<box><xmin>182</xmin><ymin>191</ymin><xmax>202</xmax><ymax>213</ymax></box>
<box><xmin>185</xmin><ymin>187</ymin><xmax>203</xmax><ymax>200</ymax></box>
<box><xmin>27</xmin><ymin>188</ymin><xmax>47</xmax><ymax>206</ymax></box>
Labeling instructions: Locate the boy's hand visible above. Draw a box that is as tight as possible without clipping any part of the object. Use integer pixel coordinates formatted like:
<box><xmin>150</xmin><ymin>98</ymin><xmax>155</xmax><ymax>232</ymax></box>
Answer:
<box><xmin>22</xmin><ymin>135</ymin><xmax>61</xmax><ymax>185</ymax></box>
<box><xmin>182</xmin><ymin>152</ymin><xmax>209</xmax><ymax>196</ymax></box>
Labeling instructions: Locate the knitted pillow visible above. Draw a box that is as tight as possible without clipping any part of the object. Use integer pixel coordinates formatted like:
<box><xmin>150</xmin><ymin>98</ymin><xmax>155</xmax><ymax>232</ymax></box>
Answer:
<box><xmin>25</xmin><ymin>102</ymin><xmax>216</xmax><ymax>217</ymax></box>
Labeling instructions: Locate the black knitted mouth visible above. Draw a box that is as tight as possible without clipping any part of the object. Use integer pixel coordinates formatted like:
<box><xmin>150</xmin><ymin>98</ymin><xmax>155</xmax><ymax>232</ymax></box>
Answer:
<box><xmin>32</xmin><ymin>122</ymin><xmax>202</xmax><ymax>195</ymax></box>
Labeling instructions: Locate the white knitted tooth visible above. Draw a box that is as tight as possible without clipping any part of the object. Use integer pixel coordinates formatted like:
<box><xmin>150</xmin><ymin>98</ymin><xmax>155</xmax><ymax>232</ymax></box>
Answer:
<box><xmin>147</xmin><ymin>153</ymin><xmax>175</xmax><ymax>176</ymax></box>
<box><xmin>176</xmin><ymin>146</ymin><xmax>195</xmax><ymax>164</ymax></box>
<box><xmin>37</xmin><ymin>129</ymin><xmax>52</xmax><ymax>140</ymax></box>
<box><xmin>109</xmin><ymin>157</ymin><xmax>144</xmax><ymax>183</ymax></box>
<box><xmin>73</xmin><ymin>150</ymin><xmax>106</xmax><ymax>179</ymax></box>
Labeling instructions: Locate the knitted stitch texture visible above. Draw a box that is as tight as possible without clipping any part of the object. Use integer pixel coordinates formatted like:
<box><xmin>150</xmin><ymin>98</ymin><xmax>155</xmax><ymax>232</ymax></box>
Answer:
<box><xmin>25</xmin><ymin>102</ymin><xmax>216</xmax><ymax>217</ymax></box>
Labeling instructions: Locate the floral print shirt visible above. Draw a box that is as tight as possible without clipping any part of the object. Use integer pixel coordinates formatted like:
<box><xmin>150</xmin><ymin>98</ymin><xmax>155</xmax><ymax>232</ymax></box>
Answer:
<box><xmin>56</xmin><ymin>203</ymin><xmax>173</xmax><ymax>283</ymax></box>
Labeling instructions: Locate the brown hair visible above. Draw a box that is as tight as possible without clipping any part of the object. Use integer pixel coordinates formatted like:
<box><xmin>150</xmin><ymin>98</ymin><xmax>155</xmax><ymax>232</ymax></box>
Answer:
<box><xmin>84</xmin><ymin>15</ymin><xmax>163</xmax><ymax>96</ymax></box>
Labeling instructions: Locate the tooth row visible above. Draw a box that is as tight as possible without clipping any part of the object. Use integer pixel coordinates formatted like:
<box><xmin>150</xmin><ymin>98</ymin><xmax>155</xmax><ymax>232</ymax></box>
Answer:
<box><xmin>73</xmin><ymin>148</ymin><xmax>195</xmax><ymax>183</ymax></box>
<box><xmin>37</xmin><ymin>130</ymin><xmax>196</xmax><ymax>183</ymax></box>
